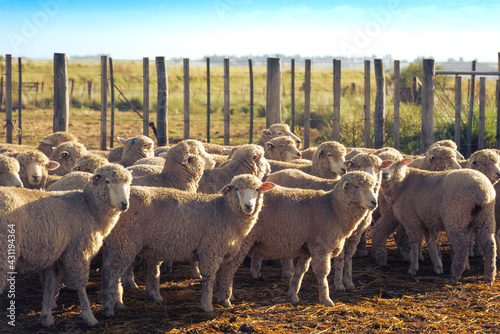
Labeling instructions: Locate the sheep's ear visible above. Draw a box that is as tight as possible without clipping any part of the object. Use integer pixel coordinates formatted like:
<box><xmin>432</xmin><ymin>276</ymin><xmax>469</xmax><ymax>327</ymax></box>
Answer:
<box><xmin>342</xmin><ymin>181</ymin><xmax>349</xmax><ymax>190</ymax></box>
<box><xmin>455</xmin><ymin>149</ymin><xmax>465</xmax><ymax>160</ymax></box>
<box><xmin>118</xmin><ymin>137</ymin><xmax>127</xmax><ymax>145</ymax></box>
<box><xmin>265</xmin><ymin>142</ymin><xmax>275</xmax><ymax>150</ymax></box>
<box><xmin>39</xmin><ymin>138</ymin><xmax>55</xmax><ymax>145</ymax></box>
<box><xmin>380</xmin><ymin>160</ymin><xmax>393</xmax><ymax>169</ymax></box>
<box><xmin>260</xmin><ymin>182</ymin><xmax>275</xmax><ymax>192</ymax></box>
<box><xmin>47</xmin><ymin>161</ymin><xmax>60</xmax><ymax>170</ymax></box>
<box><xmin>223</xmin><ymin>148</ymin><xmax>232</xmax><ymax>155</ymax></box>
<box><xmin>401</xmin><ymin>158</ymin><xmax>413</xmax><ymax>165</ymax></box>
<box><xmin>251</xmin><ymin>154</ymin><xmax>260</xmax><ymax>162</ymax></box>
<box><xmin>159</xmin><ymin>152</ymin><xmax>168</xmax><ymax>159</ymax></box>
<box><xmin>182</xmin><ymin>153</ymin><xmax>194</xmax><ymax>165</ymax></box>
<box><xmin>345</xmin><ymin>148</ymin><xmax>352</xmax><ymax>153</ymax></box>
<box><xmin>72</xmin><ymin>165</ymin><xmax>81</xmax><ymax>171</ymax></box>
<box><xmin>344</xmin><ymin>160</ymin><xmax>355</xmax><ymax>169</ymax></box>
<box><xmin>60</xmin><ymin>151</ymin><xmax>69</xmax><ymax>159</ymax></box>
<box><xmin>144</xmin><ymin>142</ymin><xmax>153</xmax><ymax>150</ymax></box>
<box><xmin>219</xmin><ymin>184</ymin><xmax>234</xmax><ymax>195</ymax></box>
<box><xmin>317</xmin><ymin>148</ymin><xmax>323</xmax><ymax>156</ymax></box>
<box><xmin>262</xmin><ymin>129</ymin><xmax>272</xmax><ymax>137</ymax></box>
<box><xmin>105</xmin><ymin>147</ymin><xmax>111</xmax><ymax>151</ymax></box>
<box><xmin>428</xmin><ymin>154</ymin><xmax>436</xmax><ymax>160</ymax></box>
<box><xmin>91</xmin><ymin>173</ymin><xmax>101</xmax><ymax>185</ymax></box>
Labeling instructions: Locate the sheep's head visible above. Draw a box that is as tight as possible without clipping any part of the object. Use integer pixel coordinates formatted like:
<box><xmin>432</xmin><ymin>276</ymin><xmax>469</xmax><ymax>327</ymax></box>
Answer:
<box><xmin>338</xmin><ymin>171</ymin><xmax>378</xmax><ymax>210</ymax></box>
<box><xmin>261</xmin><ymin>123</ymin><xmax>301</xmax><ymax>149</ymax></box>
<box><xmin>72</xmin><ymin>154</ymin><xmax>109</xmax><ymax>173</ymax></box>
<box><xmin>90</xmin><ymin>164</ymin><xmax>132</xmax><ymax>211</ymax></box>
<box><xmin>0</xmin><ymin>154</ymin><xmax>23</xmax><ymax>187</ymax></box>
<box><xmin>180</xmin><ymin>139</ymin><xmax>216</xmax><ymax>170</ymax></box>
<box><xmin>118</xmin><ymin>135</ymin><xmax>155</xmax><ymax>164</ymax></box>
<box><xmin>36</xmin><ymin>131</ymin><xmax>78</xmax><ymax>157</ymax></box>
<box><xmin>312</xmin><ymin>141</ymin><xmax>348</xmax><ymax>177</ymax></box>
<box><xmin>16</xmin><ymin>150</ymin><xmax>59</xmax><ymax>188</ymax></box>
<box><xmin>422</xmin><ymin>146</ymin><xmax>461</xmax><ymax>171</ymax></box>
<box><xmin>220</xmin><ymin>174</ymin><xmax>274</xmax><ymax>215</ymax></box>
<box><xmin>264</xmin><ymin>136</ymin><xmax>302</xmax><ymax>162</ymax></box>
<box><xmin>231</xmin><ymin>144</ymin><xmax>271</xmax><ymax>180</ymax></box>
<box><xmin>381</xmin><ymin>157</ymin><xmax>413</xmax><ymax>181</ymax></box>
<box><xmin>467</xmin><ymin>149</ymin><xmax>500</xmax><ymax>184</ymax></box>
<box><xmin>50</xmin><ymin>142</ymin><xmax>88</xmax><ymax>175</ymax></box>
<box><xmin>345</xmin><ymin>153</ymin><xmax>393</xmax><ymax>180</ymax></box>
<box><xmin>430</xmin><ymin>139</ymin><xmax>464</xmax><ymax>160</ymax></box>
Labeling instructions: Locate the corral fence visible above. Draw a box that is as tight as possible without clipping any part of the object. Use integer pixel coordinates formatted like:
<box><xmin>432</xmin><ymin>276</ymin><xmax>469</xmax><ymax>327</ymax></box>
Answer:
<box><xmin>2</xmin><ymin>53</ymin><xmax>500</xmax><ymax>156</ymax></box>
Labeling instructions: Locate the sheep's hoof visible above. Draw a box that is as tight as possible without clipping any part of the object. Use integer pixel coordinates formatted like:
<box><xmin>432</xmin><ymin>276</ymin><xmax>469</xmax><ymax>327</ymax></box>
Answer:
<box><xmin>88</xmin><ymin>321</ymin><xmax>101</xmax><ymax>328</ymax></box>
<box><xmin>41</xmin><ymin>316</ymin><xmax>55</xmax><ymax>328</ymax></box>
<box><xmin>220</xmin><ymin>299</ymin><xmax>232</xmax><ymax>308</ymax></box>
<box><xmin>334</xmin><ymin>284</ymin><xmax>346</xmax><ymax>292</ymax></box>
<box><xmin>407</xmin><ymin>268</ymin><xmax>417</xmax><ymax>276</ymax></box>
<box><xmin>321</xmin><ymin>298</ymin><xmax>334</xmax><ymax>307</ymax></box>
<box><xmin>434</xmin><ymin>266</ymin><xmax>444</xmax><ymax>275</ymax></box>
<box><xmin>344</xmin><ymin>282</ymin><xmax>355</xmax><ymax>290</ymax></box>
<box><xmin>288</xmin><ymin>294</ymin><xmax>300</xmax><ymax>306</ymax></box>
<box><xmin>450</xmin><ymin>277</ymin><xmax>459</xmax><ymax>285</ymax></box>
<box><xmin>104</xmin><ymin>310</ymin><xmax>116</xmax><ymax>318</ymax></box>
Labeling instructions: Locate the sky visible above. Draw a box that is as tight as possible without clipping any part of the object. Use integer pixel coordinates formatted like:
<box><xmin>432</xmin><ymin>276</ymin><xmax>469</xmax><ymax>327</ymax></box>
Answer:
<box><xmin>1</xmin><ymin>0</ymin><xmax>499</xmax><ymax>62</ymax></box>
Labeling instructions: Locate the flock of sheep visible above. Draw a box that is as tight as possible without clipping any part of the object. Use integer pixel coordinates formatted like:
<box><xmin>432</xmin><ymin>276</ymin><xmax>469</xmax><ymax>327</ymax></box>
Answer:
<box><xmin>0</xmin><ymin>123</ymin><xmax>498</xmax><ymax>327</ymax></box>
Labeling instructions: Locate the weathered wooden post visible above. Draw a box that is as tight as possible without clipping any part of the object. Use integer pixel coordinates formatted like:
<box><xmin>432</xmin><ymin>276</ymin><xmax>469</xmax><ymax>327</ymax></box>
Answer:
<box><xmin>206</xmin><ymin>57</ymin><xmax>211</xmax><ymax>143</ymax></box>
<box><xmin>100</xmin><ymin>55</ymin><xmax>107</xmax><ymax>150</ymax></box>
<box><xmin>249</xmin><ymin>58</ymin><xmax>254</xmax><ymax>143</ymax></box>
<box><xmin>109</xmin><ymin>57</ymin><xmax>115</xmax><ymax>148</ymax></box>
<box><xmin>143</xmin><ymin>57</ymin><xmax>150</xmax><ymax>137</ymax></box>
<box><xmin>53</xmin><ymin>53</ymin><xmax>69</xmax><ymax>133</ymax></box>
<box><xmin>364</xmin><ymin>60</ymin><xmax>371</xmax><ymax>148</ymax></box>
<box><xmin>393</xmin><ymin>60</ymin><xmax>400</xmax><ymax>150</ymax></box>
<box><xmin>478</xmin><ymin>77</ymin><xmax>486</xmax><ymax>150</ymax></box>
<box><xmin>374</xmin><ymin>59</ymin><xmax>385</xmax><ymax>149</ymax></box>
<box><xmin>454</xmin><ymin>76</ymin><xmax>462</xmax><ymax>149</ymax></box>
<box><xmin>291</xmin><ymin>59</ymin><xmax>296</xmax><ymax>133</ymax></box>
<box><xmin>304</xmin><ymin>59</ymin><xmax>311</xmax><ymax>149</ymax></box>
<box><xmin>224</xmin><ymin>58</ymin><xmax>230</xmax><ymax>145</ymax></box>
<box><xmin>156</xmin><ymin>56</ymin><xmax>168</xmax><ymax>146</ymax></box>
<box><xmin>333</xmin><ymin>59</ymin><xmax>341</xmax><ymax>142</ymax></box>
<box><xmin>421</xmin><ymin>59</ymin><xmax>435</xmax><ymax>153</ymax></box>
<box><xmin>183</xmin><ymin>58</ymin><xmax>190</xmax><ymax>139</ymax></box>
<box><xmin>5</xmin><ymin>54</ymin><xmax>13</xmax><ymax>143</ymax></box>
<box><xmin>18</xmin><ymin>57</ymin><xmax>22</xmax><ymax>144</ymax></box>
<box><xmin>266</xmin><ymin>57</ymin><xmax>281</xmax><ymax>127</ymax></box>
<box><xmin>466</xmin><ymin>60</ymin><xmax>477</xmax><ymax>157</ymax></box>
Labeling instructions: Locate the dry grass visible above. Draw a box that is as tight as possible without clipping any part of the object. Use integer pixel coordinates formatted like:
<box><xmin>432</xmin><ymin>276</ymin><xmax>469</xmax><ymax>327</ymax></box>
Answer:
<box><xmin>1</xmin><ymin>232</ymin><xmax>499</xmax><ymax>333</ymax></box>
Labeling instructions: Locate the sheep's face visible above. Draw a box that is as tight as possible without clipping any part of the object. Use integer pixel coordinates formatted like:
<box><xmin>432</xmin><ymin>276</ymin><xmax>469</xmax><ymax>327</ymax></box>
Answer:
<box><xmin>265</xmin><ymin>136</ymin><xmax>302</xmax><ymax>162</ymax></box>
<box><xmin>221</xmin><ymin>175</ymin><xmax>275</xmax><ymax>215</ymax></box>
<box><xmin>107</xmin><ymin>181</ymin><xmax>131</xmax><ymax>211</ymax></box>
<box><xmin>467</xmin><ymin>150</ymin><xmax>500</xmax><ymax>184</ymax></box>
<box><xmin>92</xmin><ymin>165</ymin><xmax>132</xmax><ymax>211</ymax></box>
<box><xmin>201</xmin><ymin>151</ymin><xmax>216</xmax><ymax>170</ymax></box>
<box><xmin>424</xmin><ymin>147</ymin><xmax>461</xmax><ymax>171</ymax></box>
<box><xmin>322</xmin><ymin>150</ymin><xmax>346</xmax><ymax>176</ymax></box>
<box><xmin>341</xmin><ymin>172</ymin><xmax>378</xmax><ymax>210</ymax></box>
<box><xmin>262</xmin><ymin>124</ymin><xmax>301</xmax><ymax>149</ymax></box>
<box><xmin>0</xmin><ymin>158</ymin><xmax>23</xmax><ymax>187</ymax></box>
<box><xmin>345</xmin><ymin>155</ymin><xmax>394</xmax><ymax>181</ymax></box>
<box><xmin>382</xmin><ymin>158</ymin><xmax>412</xmax><ymax>181</ymax></box>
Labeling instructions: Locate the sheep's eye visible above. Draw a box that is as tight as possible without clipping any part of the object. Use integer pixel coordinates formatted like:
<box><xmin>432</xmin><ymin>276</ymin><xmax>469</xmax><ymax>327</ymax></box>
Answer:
<box><xmin>327</xmin><ymin>153</ymin><xmax>332</xmax><ymax>157</ymax></box>
<box><xmin>354</xmin><ymin>185</ymin><xmax>359</xmax><ymax>189</ymax></box>
<box><xmin>105</xmin><ymin>180</ymin><xmax>111</xmax><ymax>184</ymax></box>
<box><xmin>277</xmin><ymin>132</ymin><xmax>283</xmax><ymax>135</ymax></box>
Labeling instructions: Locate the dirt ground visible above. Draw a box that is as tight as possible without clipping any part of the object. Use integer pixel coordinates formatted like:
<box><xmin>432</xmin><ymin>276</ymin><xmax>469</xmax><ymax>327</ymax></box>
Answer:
<box><xmin>1</xmin><ymin>231</ymin><xmax>499</xmax><ymax>334</ymax></box>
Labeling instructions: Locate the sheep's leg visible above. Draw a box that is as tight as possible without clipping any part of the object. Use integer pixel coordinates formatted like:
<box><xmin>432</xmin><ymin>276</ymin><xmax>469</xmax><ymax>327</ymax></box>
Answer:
<box><xmin>199</xmin><ymin>256</ymin><xmax>222</xmax><ymax>312</ymax></box>
<box><xmin>40</xmin><ymin>267</ymin><xmax>59</xmax><ymax>327</ymax></box>
<box><xmin>333</xmin><ymin>249</ymin><xmax>346</xmax><ymax>292</ymax></box>
<box><xmin>446</xmin><ymin>229</ymin><xmax>470</xmax><ymax>285</ymax></box>
<box><xmin>77</xmin><ymin>285</ymin><xmax>99</xmax><ymax>327</ymax></box>
<box><xmin>356</xmin><ymin>231</ymin><xmax>368</xmax><ymax>257</ymax></box>
<box><xmin>280</xmin><ymin>258</ymin><xmax>294</xmax><ymax>281</ymax></box>
<box><xmin>425</xmin><ymin>233</ymin><xmax>443</xmax><ymax>275</ymax></box>
<box><xmin>407</xmin><ymin>242</ymin><xmax>421</xmax><ymax>276</ymax></box>
<box><xmin>310</xmin><ymin>253</ymin><xmax>334</xmax><ymax>306</ymax></box>
<box><xmin>121</xmin><ymin>266</ymin><xmax>139</xmax><ymax>290</ymax></box>
<box><xmin>342</xmin><ymin>234</ymin><xmax>363</xmax><ymax>290</ymax></box>
<box><xmin>371</xmin><ymin>213</ymin><xmax>400</xmax><ymax>266</ymax></box>
<box><xmin>475</xmin><ymin>227</ymin><xmax>497</xmax><ymax>285</ymax></box>
<box><xmin>249</xmin><ymin>257</ymin><xmax>263</xmax><ymax>279</ymax></box>
<box><xmin>287</xmin><ymin>256</ymin><xmax>311</xmax><ymax>305</ymax></box>
<box><xmin>144</xmin><ymin>258</ymin><xmax>164</xmax><ymax>303</ymax></box>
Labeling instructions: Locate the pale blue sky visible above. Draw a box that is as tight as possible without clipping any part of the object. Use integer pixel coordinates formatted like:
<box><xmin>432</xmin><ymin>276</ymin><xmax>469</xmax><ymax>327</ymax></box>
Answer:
<box><xmin>1</xmin><ymin>0</ymin><xmax>499</xmax><ymax>61</ymax></box>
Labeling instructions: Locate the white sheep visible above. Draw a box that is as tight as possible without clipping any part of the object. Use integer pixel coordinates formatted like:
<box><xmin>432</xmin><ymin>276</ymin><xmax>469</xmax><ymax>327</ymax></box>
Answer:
<box><xmin>46</xmin><ymin>171</ymin><xmax>93</xmax><ymax>192</ymax></box>
<box><xmin>36</xmin><ymin>131</ymin><xmax>79</xmax><ymax>157</ymax></box>
<box><xmin>0</xmin><ymin>154</ymin><xmax>24</xmax><ymax>187</ymax></box>
<box><xmin>16</xmin><ymin>149</ymin><xmax>60</xmax><ymax>189</ymax></box>
<box><xmin>378</xmin><ymin>158</ymin><xmax>497</xmax><ymax>285</ymax></box>
<box><xmin>0</xmin><ymin>164</ymin><xmax>132</xmax><ymax>327</ymax></box>
<box><xmin>100</xmin><ymin>174</ymin><xmax>275</xmax><ymax>316</ymax></box>
<box><xmin>257</xmin><ymin>123</ymin><xmax>301</xmax><ymax>149</ymax></box>
<box><xmin>197</xmin><ymin>144</ymin><xmax>271</xmax><ymax>194</ymax></box>
<box><xmin>132</xmin><ymin>156</ymin><xmax>166</xmax><ymax>166</ymax></box>
<box><xmin>49</xmin><ymin>141</ymin><xmax>88</xmax><ymax>176</ymax></box>
<box><xmin>264</xmin><ymin>136</ymin><xmax>302</xmax><ymax>162</ymax></box>
<box><xmin>214</xmin><ymin>171</ymin><xmax>378</xmax><ymax>308</ymax></box>
<box><xmin>116</xmin><ymin>135</ymin><xmax>155</xmax><ymax>167</ymax></box>
<box><xmin>72</xmin><ymin>153</ymin><xmax>109</xmax><ymax>173</ymax></box>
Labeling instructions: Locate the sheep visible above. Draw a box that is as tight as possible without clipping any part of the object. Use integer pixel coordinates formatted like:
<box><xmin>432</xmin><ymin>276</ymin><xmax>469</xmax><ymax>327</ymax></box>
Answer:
<box><xmin>72</xmin><ymin>153</ymin><xmax>109</xmax><ymax>173</ymax></box>
<box><xmin>0</xmin><ymin>154</ymin><xmax>24</xmax><ymax>187</ymax></box>
<box><xmin>409</xmin><ymin>146</ymin><xmax>462</xmax><ymax>170</ymax></box>
<box><xmin>202</xmin><ymin>142</ymin><xmax>235</xmax><ymax>155</ymax></box>
<box><xmin>49</xmin><ymin>141</ymin><xmax>88</xmax><ymax>176</ymax></box>
<box><xmin>0</xmin><ymin>164</ymin><xmax>132</xmax><ymax>327</ymax></box>
<box><xmin>154</xmin><ymin>145</ymin><xmax>170</xmax><ymax>156</ymax></box>
<box><xmin>377</xmin><ymin>158</ymin><xmax>497</xmax><ymax>285</ymax></box>
<box><xmin>132</xmin><ymin>156</ymin><xmax>166</xmax><ymax>166</ymax></box>
<box><xmin>16</xmin><ymin>149</ymin><xmax>60</xmax><ymax>189</ymax></box>
<box><xmin>126</xmin><ymin>164</ymin><xmax>163</xmax><ymax>178</ymax></box>
<box><xmin>36</xmin><ymin>131</ymin><xmax>78</xmax><ymax>157</ymax></box>
<box><xmin>213</xmin><ymin>171</ymin><xmax>378</xmax><ymax>308</ymax></box>
<box><xmin>264</xmin><ymin>136</ymin><xmax>302</xmax><ymax>162</ymax></box>
<box><xmin>0</xmin><ymin>143</ymin><xmax>39</xmax><ymax>157</ymax></box>
<box><xmin>100</xmin><ymin>174</ymin><xmax>275</xmax><ymax>316</ymax></box>
<box><xmin>257</xmin><ymin>123</ymin><xmax>301</xmax><ymax>149</ymax></box>
<box><xmin>197</xmin><ymin>144</ymin><xmax>271</xmax><ymax>194</ymax></box>
<box><xmin>268</xmin><ymin>141</ymin><xmax>348</xmax><ymax>179</ymax></box>
<box><xmin>465</xmin><ymin>149</ymin><xmax>500</xmax><ymax>258</ymax></box>
<box><xmin>116</xmin><ymin>135</ymin><xmax>155</xmax><ymax>167</ymax></box>
<box><xmin>46</xmin><ymin>171</ymin><xmax>93</xmax><ymax>192</ymax></box>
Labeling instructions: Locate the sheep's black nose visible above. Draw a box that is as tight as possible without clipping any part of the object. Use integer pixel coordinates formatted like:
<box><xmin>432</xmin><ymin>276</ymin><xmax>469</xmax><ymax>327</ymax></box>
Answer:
<box><xmin>245</xmin><ymin>204</ymin><xmax>253</xmax><ymax>211</ymax></box>
<box><xmin>121</xmin><ymin>202</ymin><xmax>129</xmax><ymax>210</ymax></box>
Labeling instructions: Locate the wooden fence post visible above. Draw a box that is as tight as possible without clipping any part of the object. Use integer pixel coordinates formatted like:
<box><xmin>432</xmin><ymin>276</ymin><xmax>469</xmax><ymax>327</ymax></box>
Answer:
<box><xmin>364</xmin><ymin>60</ymin><xmax>371</xmax><ymax>148</ymax></box>
<box><xmin>291</xmin><ymin>59</ymin><xmax>295</xmax><ymax>133</ymax></box>
<box><xmin>0</xmin><ymin>76</ymin><xmax>3</xmax><ymax>111</ymax></box>
<box><xmin>109</xmin><ymin>57</ymin><xmax>115</xmax><ymax>148</ymax></box>
<box><xmin>478</xmin><ymin>77</ymin><xmax>485</xmax><ymax>150</ymax></box>
<box><xmin>497</xmin><ymin>79</ymin><xmax>500</xmax><ymax>149</ymax></box>
<box><xmin>393</xmin><ymin>60</ymin><xmax>400</xmax><ymax>150</ymax></box>
<box><xmin>53</xmin><ymin>53</ymin><xmax>69</xmax><ymax>133</ymax></box>
<box><xmin>421</xmin><ymin>59</ymin><xmax>435</xmax><ymax>153</ymax></box>
<box><xmin>18</xmin><ymin>57</ymin><xmax>22</xmax><ymax>144</ymax></box>
<box><xmin>143</xmin><ymin>57</ymin><xmax>150</xmax><ymax>137</ymax></box>
<box><xmin>304</xmin><ymin>59</ymin><xmax>311</xmax><ymax>149</ymax></box>
<box><xmin>374</xmin><ymin>59</ymin><xmax>385</xmax><ymax>149</ymax></box>
<box><xmin>333</xmin><ymin>59</ymin><xmax>341</xmax><ymax>142</ymax></box>
<box><xmin>249</xmin><ymin>58</ymin><xmax>254</xmax><ymax>143</ymax></box>
<box><xmin>224</xmin><ymin>58</ymin><xmax>230</xmax><ymax>145</ymax></box>
<box><xmin>183</xmin><ymin>58</ymin><xmax>190</xmax><ymax>139</ymax></box>
<box><xmin>466</xmin><ymin>60</ymin><xmax>477</xmax><ymax>157</ymax></box>
<box><xmin>454</xmin><ymin>76</ymin><xmax>462</xmax><ymax>149</ymax></box>
<box><xmin>5</xmin><ymin>54</ymin><xmax>12</xmax><ymax>143</ymax></box>
<box><xmin>206</xmin><ymin>58</ymin><xmax>210</xmax><ymax>143</ymax></box>
<box><xmin>266</xmin><ymin>57</ymin><xmax>281</xmax><ymax>127</ymax></box>
<box><xmin>100</xmin><ymin>55</ymin><xmax>107</xmax><ymax>150</ymax></box>
<box><xmin>156</xmin><ymin>56</ymin><xmax>168</xmax><ymax>146</ymax></box>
